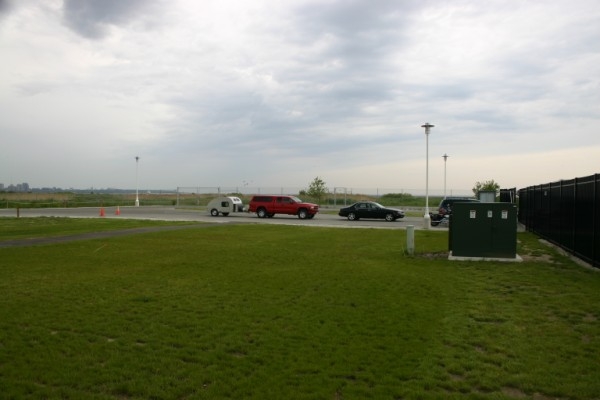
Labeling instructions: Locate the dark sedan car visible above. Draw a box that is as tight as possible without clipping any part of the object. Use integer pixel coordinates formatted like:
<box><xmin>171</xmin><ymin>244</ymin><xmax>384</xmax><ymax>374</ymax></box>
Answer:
<box><xmin>338</xmin><ymin>201</ymin><xmax>405</xmax><ymax>222</ymax></box>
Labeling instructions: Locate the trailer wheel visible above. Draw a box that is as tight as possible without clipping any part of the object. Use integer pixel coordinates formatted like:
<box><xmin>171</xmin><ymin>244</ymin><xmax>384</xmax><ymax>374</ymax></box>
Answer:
<box><xmin>210</xmin><ymin>209</ymin><xmax>219</xmax><ymax>217</ymax></box>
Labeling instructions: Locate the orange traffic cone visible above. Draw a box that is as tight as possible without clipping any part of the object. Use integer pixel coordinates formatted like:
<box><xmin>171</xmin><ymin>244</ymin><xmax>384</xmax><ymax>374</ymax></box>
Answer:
<box><xmin>100</xmin><ymin>207</ymin><xmax>105</xmax><ymax>217</ymax></box>
<box><xmin>115</xmin><ymin>206</ymin><xmax>121</xmax><ymax>216</ymax></box>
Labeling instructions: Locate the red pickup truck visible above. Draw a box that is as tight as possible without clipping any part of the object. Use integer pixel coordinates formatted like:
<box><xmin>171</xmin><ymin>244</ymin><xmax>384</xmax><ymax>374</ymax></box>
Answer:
<box><xmin>248</xmin><ymin>195</ymin><xmax>319</xmax><ymax>219</ymax></box>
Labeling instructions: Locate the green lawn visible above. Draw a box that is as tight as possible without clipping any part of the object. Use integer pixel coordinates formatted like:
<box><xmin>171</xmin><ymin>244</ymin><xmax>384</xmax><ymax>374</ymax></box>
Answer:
<box><xmin>1</xmin><ymin>218</ymin><xmax>599</xmax><ymax>399</ymax></box>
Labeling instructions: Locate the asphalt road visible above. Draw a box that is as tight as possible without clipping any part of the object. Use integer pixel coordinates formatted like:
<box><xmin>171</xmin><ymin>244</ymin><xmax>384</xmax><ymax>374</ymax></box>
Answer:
<box><xmin>0</xmin><ymin>206</ymin><xmax>442</xmax><ymax>231</ymax></box>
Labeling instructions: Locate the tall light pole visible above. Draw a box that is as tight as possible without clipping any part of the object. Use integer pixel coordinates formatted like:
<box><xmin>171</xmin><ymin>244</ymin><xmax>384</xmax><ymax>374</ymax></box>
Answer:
<box><xmin>422</xmin><ymin>123</ymin><xmax>434</xmax><ymax>229</ymax></box>
<box><xmin>135</xmin><ymin>156</ymin><xmax>140</xmax><ymax>207</ymax></box>
<box><xmin>443</xmin><ymin>153</ymin><xmax>449</xmax><ymax>199</ymax></box>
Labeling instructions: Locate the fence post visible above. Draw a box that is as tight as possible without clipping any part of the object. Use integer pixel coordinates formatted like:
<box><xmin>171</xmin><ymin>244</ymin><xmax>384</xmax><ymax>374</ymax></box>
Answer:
<box><xmin>573</xmin><ymin>178</ymin><xmax>578</xmax><ymax>256</ymax></box>
<box><xmin>592</xmin><ymin>174</ymin><xmax>600</xmax><ymax>267</ymax></box>
<box><xmin>406</xmin><ymin>225</ymin><xmax>415</xmax><ymax>255</ymax></box>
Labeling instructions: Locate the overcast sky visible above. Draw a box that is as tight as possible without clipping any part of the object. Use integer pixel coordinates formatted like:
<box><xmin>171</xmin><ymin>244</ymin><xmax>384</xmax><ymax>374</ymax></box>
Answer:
<box><xmin>1</xmin><ymin>0</ymin><xmax>599</xmax><ymax>194</ymax></box>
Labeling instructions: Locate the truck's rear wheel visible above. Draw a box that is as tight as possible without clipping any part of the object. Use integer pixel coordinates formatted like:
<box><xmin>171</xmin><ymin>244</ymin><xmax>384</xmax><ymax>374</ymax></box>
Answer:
<box><xmin>257</xmin><ymin>208</ymin><xmax>268</xmax><ymax>218</ymax></box>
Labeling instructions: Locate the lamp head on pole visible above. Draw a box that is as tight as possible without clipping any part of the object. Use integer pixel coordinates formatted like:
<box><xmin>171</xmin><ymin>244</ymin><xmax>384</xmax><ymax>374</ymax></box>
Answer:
<box><xmin>421</xmin><ymin>122</ymin><xmax>434</xmax><ymax>134</ymax></box>
<box><xmin>443</xmin><ymin>153</ymin><xmax>448</xmax><ymax>161</ymax></box>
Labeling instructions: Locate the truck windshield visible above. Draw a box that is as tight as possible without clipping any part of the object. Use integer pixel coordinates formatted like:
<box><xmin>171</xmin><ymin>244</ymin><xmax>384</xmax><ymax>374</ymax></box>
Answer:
<box><xmin>290</xmin><ymin>196</ymin><xmax>303</xmax><ymax>203</ymax></box>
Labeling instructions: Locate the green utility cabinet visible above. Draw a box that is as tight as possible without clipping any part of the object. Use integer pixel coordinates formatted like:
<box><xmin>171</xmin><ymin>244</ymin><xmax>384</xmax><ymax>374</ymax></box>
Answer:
<box><xmin>449</xmin><ymin>202</ymin><xmax>518</xmax><ymax>258</ymax></box>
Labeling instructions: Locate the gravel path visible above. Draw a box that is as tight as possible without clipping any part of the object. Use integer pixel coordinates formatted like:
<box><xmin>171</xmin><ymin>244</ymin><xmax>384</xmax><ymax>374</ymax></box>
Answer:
<box><xmin>0</xmin><ymin>223</ymin><xmax>228</xmax><ymax>248</ymax></box>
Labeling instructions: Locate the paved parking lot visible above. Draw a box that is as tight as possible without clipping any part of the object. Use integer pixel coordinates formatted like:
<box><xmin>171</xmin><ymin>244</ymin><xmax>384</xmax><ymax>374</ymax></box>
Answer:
<box><xmin>0</xmin><ymin>206</ymin><xmax>440</xmax><ymax>230</ymax></box>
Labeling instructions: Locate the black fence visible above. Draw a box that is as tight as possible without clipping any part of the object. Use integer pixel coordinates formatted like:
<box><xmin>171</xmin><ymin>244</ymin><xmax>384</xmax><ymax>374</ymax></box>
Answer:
<box><xmin>500</xmin><ymin>188</ymin><xmax>517</xmax><ymax>203</ymax></box>
<box><xmin>518</xmin><ymin>173</ymin><xmax>600</xmax><ymax>269</ymax></box>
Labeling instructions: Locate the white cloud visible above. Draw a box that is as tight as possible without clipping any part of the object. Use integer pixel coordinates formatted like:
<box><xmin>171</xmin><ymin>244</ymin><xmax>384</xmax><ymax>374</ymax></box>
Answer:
<box><xmin>1</xmin><ymin>0</ymin><xmax>599</xmax><ymax>191</ymax></box>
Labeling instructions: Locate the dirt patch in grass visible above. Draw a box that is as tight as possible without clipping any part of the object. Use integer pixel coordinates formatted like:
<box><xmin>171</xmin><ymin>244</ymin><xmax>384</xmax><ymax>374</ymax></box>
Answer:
<box><xmin>502</xmin><ymin>387</ymin><xmax>527</xmax><ymax>398</ymax></box>
<box><xmin>419</xmin><ymin>252</ymin><xmax>449</xmax><ymax>260</ymax></box>
<box><xmin>520</xmin><ymin>252</ymin><xmax>556</xmax><ymax>263</ymax></box>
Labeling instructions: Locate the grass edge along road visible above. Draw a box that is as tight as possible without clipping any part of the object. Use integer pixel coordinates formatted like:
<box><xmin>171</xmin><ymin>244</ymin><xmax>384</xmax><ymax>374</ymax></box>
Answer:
<box><xmin>1</xmin><ymin>218</ymin><xmax>599</xmax><ymax>399</ymax></box>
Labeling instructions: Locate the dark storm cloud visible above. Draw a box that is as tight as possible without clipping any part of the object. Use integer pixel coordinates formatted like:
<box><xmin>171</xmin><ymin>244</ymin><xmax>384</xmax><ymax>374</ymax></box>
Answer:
<box><xmin>62</xmin><ymin>0</ymin><xmax>163</xmax><ymax>39</ymax></box>
<box><xmin>150</xmin><ymin>1</ymin><xmax>426</xmax><ymax>166</ymax></box>
<box><xmin>292</xmin><ymin>0</ymin><xmax>420</xmax><ymax>42</ymax></box>
<box><xmin>270</xmin><ymin>1</ymin><xmax>428</xmax><ymax>121</ymax></box>
<box><xmin>0</xmin><ymin>0</ymin><xmax>13</xmax><ymax>16</ymax></box>
<box><xmin>291</xmin><ymin>0</ymin><xmax>429</xmax><ymax>71</ymax></box>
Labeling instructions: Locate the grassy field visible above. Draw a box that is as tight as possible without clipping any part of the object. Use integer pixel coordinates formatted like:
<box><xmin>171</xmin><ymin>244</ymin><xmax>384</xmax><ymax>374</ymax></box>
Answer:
<box><xmin>1</xmin><ymin>218</ymin><xmax>599</xmax><ymax>399</ymax></box>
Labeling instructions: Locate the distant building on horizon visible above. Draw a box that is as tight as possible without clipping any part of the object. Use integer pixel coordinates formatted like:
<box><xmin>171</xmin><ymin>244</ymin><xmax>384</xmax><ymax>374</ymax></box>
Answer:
<box><xmin>1</xmin><ymin>182</ymin><xmax>29</xmax><ymax>192</ymax></box>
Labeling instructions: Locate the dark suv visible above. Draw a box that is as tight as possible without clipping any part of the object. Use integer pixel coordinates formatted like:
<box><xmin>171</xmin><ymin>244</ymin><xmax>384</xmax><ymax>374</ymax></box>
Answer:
<box><xmin>248</xmin><ymin>195</ymin><xmax>319</xmax><ymax>219</ymax></box>
<box><xmin>430</xmin><ymin>197</ymin><xmax>479</xmax><ymax>226</ymax></box>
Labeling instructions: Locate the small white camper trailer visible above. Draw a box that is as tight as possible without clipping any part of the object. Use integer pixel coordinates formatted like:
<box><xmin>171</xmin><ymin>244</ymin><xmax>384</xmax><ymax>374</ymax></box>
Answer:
<box><xmin>207</xmin><ymin>196</ymin><xmax>245</xmax><ymax>216</ymax></box>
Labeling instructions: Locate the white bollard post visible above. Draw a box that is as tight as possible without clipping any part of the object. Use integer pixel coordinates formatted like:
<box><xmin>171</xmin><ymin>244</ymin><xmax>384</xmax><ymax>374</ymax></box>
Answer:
<box><xmin>406</xmin><ymin>225</ymin><xmax>415</xmax><ymax>255</ymax></box>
